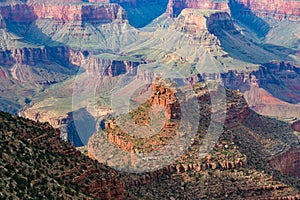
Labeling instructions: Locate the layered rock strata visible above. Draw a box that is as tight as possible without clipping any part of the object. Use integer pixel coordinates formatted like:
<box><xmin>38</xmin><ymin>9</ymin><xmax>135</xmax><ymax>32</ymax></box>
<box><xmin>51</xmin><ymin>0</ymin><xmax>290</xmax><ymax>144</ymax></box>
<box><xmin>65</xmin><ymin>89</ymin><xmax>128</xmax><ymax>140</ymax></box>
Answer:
<box><xmin>0</xmin><ymin>1</ymin><xmax>127</xmax><ymax>23</ymax></box>
<box><xmin>166</xmin><ymin>0</ymin><xmax>229</xmax><ymax>17</ymax></box>
<box><xmin>233</xmin><ymin>0</ymin><xmax>300</xmax><ymax>21</ymax></box>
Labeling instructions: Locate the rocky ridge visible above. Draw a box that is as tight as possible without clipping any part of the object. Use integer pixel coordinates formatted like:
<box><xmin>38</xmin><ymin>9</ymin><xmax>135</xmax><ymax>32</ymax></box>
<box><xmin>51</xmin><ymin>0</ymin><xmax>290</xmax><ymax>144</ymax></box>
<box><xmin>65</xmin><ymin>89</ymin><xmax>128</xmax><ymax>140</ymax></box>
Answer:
<box><xmin>0</xmin><ymin>111</ymin><xmax>124</xmax><ymax>199</ymax></box>
<box><xmin>88</xmin><ymin>81</ymin><xmax>300</xmax><ymax>199</ymax></box>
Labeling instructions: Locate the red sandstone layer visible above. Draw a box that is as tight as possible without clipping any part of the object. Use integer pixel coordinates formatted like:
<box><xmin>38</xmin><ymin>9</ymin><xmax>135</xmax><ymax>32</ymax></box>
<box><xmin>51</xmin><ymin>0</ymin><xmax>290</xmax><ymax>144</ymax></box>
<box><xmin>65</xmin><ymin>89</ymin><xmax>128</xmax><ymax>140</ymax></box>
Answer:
<box><xmin>0</xmin><ymin>1</ymin><xmax>126</xmax><ymax>22</ymax></box>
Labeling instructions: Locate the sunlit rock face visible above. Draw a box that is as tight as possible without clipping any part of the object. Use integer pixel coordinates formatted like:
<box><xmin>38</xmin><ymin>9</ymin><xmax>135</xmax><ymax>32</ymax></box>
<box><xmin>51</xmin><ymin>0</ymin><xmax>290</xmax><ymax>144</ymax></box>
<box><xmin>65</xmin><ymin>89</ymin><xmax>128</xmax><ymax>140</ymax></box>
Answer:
<box><xmin>233</xmin><ymin>0</ymin><xmax>300</xmax><ymax>20</ymax></box>
<box><xmin>0</xmin><ymin>1</ymin><xmax>127</xmax><ymax>23</ymax></box>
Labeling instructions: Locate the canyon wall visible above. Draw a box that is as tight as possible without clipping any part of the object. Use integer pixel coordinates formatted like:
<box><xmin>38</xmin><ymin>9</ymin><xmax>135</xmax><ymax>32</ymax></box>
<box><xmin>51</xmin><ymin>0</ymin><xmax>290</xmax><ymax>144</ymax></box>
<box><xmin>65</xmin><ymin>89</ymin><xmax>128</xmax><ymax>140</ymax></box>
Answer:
<box><xmin>0</xmin><ymin>1</ymin><xmax>127</xmax><ymax>23</ymax></box>
<box><xmin>0</xmin><ymin>3</ymin><xmax>35</xmax><ymax>22</ymax></box>
<box><xmin>31</xmin><ymin>3</ymin><xmax>126</xmax><ymax>22</ymax></box>
<box><xmin>0</xmin><ymin>46</ymin><xmax>84</xmax><ymax>67</ymax></box>
<box><xmin>233</xmin><ymin>0</ymin><xmax>300</xmax><ymax>20</ymax></box>
<box><xmin>222</xmin><ymin>62</ymin><xmax>300</xmax><ymax>100</ymax></box>
<box><xmin>167</xmin><ymin>0</ymin><xmax>300</xmax><ymax>21</ymax></box>
<box><xmin>85</xmin><ymin>56</ymin><xmax>143</xmax><ymax>77</ymax></box>
<box><xmin>268</xmin><ymin>147</ymin><xmax>300</xmax><ymax>178</ymax></box>
<box><xmin>166</xmin><ymin>0</ymin><xmax>229</xmax><ymax>17</ymax></box>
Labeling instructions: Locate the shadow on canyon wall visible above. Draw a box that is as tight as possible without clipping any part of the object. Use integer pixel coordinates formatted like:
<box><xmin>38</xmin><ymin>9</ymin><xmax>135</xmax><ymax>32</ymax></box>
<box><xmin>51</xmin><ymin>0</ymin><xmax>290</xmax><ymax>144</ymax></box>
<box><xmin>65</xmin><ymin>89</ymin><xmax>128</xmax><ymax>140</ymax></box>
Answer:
<box><xmin>119</xmin><ymin>0</ymin><xmax>169</xmax><ymax>28</ymax></box>
<box><xmin>67</xmin><ymin>108</ymin><xmax>97</xmax><ymax>147</ymax></box>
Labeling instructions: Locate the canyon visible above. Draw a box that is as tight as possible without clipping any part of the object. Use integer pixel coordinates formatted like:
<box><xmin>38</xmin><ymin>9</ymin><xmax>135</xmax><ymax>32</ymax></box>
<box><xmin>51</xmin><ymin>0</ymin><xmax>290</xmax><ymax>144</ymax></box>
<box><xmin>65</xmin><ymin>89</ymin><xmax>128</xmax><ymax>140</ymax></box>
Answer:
<box><xmin>88</xmin><ymin>81</ymin><xmax>300</xmax><ymax>198</ymax></box>
<box><xmin>0</xmin><ymin>0</ymin><xmax>299</xmax><ymax>199</ymax></box>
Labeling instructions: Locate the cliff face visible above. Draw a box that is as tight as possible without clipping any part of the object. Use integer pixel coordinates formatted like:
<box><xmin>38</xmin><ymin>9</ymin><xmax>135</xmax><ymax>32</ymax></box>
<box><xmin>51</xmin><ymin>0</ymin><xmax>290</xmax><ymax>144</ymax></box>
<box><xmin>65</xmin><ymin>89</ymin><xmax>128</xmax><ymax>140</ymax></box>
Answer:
<box><xmin>166</xmin><ymin>0</ymin><xmax>229</xmax><ymax>17</ymax></box>
<box><xmin>0</xmin><ymin>3</ymin><xmax>35</xmax><ymax>22</ymax></box>
<box><xmin>0</xmin><ymin>46</ymin><xmax>83</xmax><ymax>67</ymax></box>
<box><xmin>222</xmin><ymin>62</ymin><xmax>300</xmax><ymax>95</ymax></box>
<box><xmin>166</xmin><ymin>0</ymin><xmax>300</xmax><ymax>21</ymax></box>
<box><xmin>269</xmin><ymin>147</ymin><xmax>300</xmax><ymax>178</ymax></box>
<box><xmin>85</xmin><ymin>56</ymin><xmax>143</xmax><ymax>77</ymax></box>
<box><xmin>233</xmin><ymin>0</ymin><xmax>300</xmax><ymax>20</ymax></box>
<box><xmin>31</xmin><ymin>3</ymin><xmax>126</xmax><ymax>22</ymax></box>
<box><xmin>219</xmin><ymin>62</ymin><xmax>300</xmax><ymax>118</ymax></box>
<box><xmin>0</xmin><ymin>1</ymin><xmax>127</xmax><ymax>23</ymax></box>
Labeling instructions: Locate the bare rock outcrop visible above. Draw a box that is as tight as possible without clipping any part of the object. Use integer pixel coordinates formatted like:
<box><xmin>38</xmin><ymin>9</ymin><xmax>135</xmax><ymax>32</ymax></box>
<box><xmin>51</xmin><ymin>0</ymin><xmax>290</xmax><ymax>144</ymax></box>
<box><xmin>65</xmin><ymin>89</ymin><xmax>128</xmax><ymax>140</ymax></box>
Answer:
<box><xmin>85</xmin><ymin>56</ymin><xmax>143</xmax><ymax>77</ymax></box>
<box><xmin>166</xmin><ymin>0</ymin><xmax>229</xmax><ymax>18</ymax></box>
<box><xmin>234</xmin><ymin>0</ymin><xmax>300</xmax><ymax>21</ymax></box>
<box><xmin>0</xmin><ymin>1</ymin><xmax>127</xmax><ymax>23</ymax></box>
<box><xmin>150</xmin><ymin>80</ymin><xmax>180</xmax><ymax>120</ymax></box>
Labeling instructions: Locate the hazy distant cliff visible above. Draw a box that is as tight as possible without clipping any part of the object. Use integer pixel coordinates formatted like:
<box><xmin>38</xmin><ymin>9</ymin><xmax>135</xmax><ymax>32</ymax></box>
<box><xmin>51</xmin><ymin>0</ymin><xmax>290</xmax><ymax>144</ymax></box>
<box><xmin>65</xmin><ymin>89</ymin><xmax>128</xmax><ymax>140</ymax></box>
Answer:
<box><xmin>167</xmin><ymin>0</ymin><xmax>300</xmax><ymax>21</ymax></box>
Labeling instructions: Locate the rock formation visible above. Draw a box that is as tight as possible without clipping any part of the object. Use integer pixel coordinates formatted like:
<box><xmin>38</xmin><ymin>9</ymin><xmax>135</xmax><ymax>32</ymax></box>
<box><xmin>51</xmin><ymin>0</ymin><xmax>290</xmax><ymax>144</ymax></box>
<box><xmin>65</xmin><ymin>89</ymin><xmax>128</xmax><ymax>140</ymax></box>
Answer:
<box><xmin>0</xmin><ymin>1</ymin><xmax>127</xmax><ymax>23</ymax></box>
<box><xmin>87</xmin><ymin>82</ymin><xmax>300</xmax><ymax>199</ymax></box>
<box><xmin>150</xmin><ymin>80</ymin><xmax>180</xmax><ymax>120</ymax></box>
<box><xmin>233</xmin><ymin>0</ymin><xmax>300</xmax><ymax>20</ymax></box>
<box><xmin>166</xmin><ymin>0</ymin><xmax>229</xmax><ymax>17</ymax></box>
<box><xmin>85</xmin><ymin>56</ymin><xmax>143</xmax><ymax>77</ymax></box>
<box><xmin>167</xmin><ymin>0</ymin><xmax>300</xmax><ymax>21</ymax></box>
<box><xmin>0</xmin><ymin>46</ymin><xmax>81</xmax><ymax>66</ymax></box>
<box><xmin>269</xmin><ymin>147</ymin><xmax>300</xmax><ymax>178</ymax></box>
